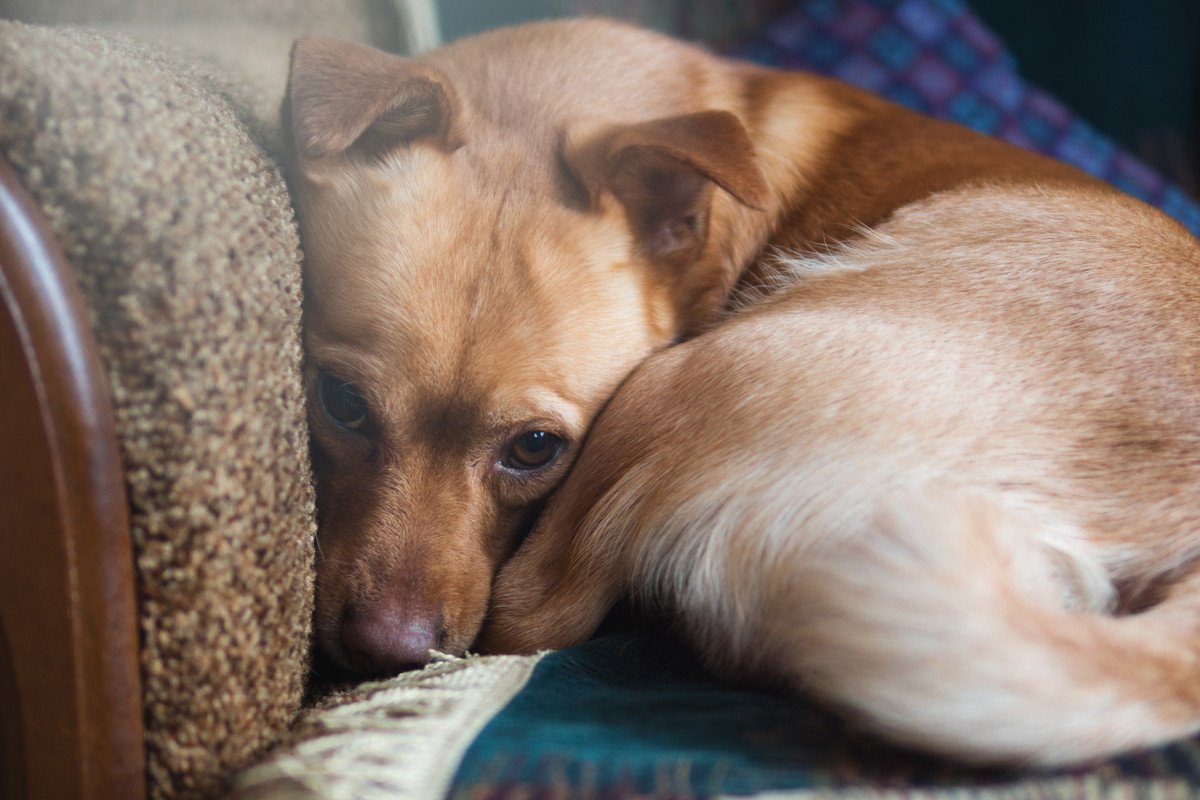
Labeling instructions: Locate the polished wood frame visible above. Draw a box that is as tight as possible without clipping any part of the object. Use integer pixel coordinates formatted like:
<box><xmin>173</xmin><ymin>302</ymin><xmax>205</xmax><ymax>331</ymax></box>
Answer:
<box><xmin>0</xmin><ymin>158</ymin><xmax>144</xmax><ymax>800</ymax></box>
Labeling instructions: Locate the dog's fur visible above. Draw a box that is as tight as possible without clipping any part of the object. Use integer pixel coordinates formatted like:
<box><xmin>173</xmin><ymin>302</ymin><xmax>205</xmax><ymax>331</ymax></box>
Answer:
<box><xmin>286</xmin><ymin>20</ymin><xmax>775</xmax><ymax>671</ymax></box>
<box><xmin>287</xmin><ymin>20</ymin><xmax>1200</xmax><ymax>763</ymax></box>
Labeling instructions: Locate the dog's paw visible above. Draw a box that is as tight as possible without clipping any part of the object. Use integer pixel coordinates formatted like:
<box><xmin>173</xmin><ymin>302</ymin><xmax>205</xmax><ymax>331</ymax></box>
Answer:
<box><xmin>476</xmin><ymin>523</ymin><xmax>624</xmax><ymax>654</ymax></box>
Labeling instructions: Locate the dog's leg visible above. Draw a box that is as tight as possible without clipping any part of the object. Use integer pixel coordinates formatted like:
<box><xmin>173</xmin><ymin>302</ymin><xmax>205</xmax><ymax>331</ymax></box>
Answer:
<box><xmin>481</xmin><ymin>511</ymin><xmax>628</xmax><ymax>654</ymax></box>
<box><xmin>480</xmin><ymin>451</ymin><xmax>642</xmax><ymax>654</ymax></box>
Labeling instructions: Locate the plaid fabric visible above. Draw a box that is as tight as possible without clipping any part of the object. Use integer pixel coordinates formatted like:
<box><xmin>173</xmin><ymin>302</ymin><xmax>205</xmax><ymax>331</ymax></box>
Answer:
<box><xmin>734</xmin><ymin>0</ymin><xmax>1200</xmax><ymax>237</ymax></box>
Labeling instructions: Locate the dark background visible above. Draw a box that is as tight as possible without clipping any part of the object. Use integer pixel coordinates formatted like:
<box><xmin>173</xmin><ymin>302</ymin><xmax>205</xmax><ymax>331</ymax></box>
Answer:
<box><xmin>972</xmin><ymin>0</ymin><xmax>1200</xmax><ymax>195</ymax></box>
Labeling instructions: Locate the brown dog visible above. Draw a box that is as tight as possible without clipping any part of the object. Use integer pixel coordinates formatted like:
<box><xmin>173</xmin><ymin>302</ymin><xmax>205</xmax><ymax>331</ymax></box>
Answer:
<box><xmin>455</xmin><ymin>26</ymin><xmax>1200</xmax><ymax>766</ymax></box>
<box><xmin>285</xmin><ymin>20</ymin><xmax>774</xmax><ymax>673</ymax></box>
<box><xmin>287</xmin><ymin>21</ymin><xmax>1200</xmax><ymax>765</ymax></box>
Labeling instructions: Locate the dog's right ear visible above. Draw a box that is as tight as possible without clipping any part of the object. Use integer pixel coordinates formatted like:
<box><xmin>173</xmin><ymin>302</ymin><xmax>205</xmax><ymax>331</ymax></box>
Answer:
<box><xmin>286</xmin><ymin>37</ymin><xmax>466</xmax><ymax>161</ymax></box>
<box><xmin>562</xmin><ymin>111</ymin><xmax>768</xmax><ymax>261</ymax></box>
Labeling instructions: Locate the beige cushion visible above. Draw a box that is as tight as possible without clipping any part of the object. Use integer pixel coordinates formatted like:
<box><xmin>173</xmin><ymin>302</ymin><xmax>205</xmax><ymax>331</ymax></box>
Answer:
<box><xmin>0</xmin><ymin>22</ymin><xmax>316</xmax><ymax>799</ymax></box>
<box><xmin>0</xmin><ymin>0</ymin><xmax>407</xmax><ymax>133</ymax></box>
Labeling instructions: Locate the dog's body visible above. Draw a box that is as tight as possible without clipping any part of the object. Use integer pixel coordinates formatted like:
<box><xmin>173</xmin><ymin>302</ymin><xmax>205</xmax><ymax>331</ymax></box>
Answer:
<box><xmin>483</xmin><ymin>183</ymin><xmax>1200</xmax><ymax>765</ymax></box>
<box><xmin>286</xmin><ymin>20</ymin><xmax>1200</xmax><ymax>763</ymax></box>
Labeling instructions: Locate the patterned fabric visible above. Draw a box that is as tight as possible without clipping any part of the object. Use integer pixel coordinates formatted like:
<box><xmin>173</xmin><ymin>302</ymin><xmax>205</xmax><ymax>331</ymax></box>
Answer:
<box><xmin>232</xmin><ymin>653</ymin><xmax>546</xmax><ymax>800</ymax></box>
<box><xmin>734</xmin><ymin>0</ymin><xmax>1200</xmax><ymax>237</ymax></box>
<box><xmin>449</xmin><ymin>633</ymin><xmax>1200</xmax><ymax>798</ymax></box>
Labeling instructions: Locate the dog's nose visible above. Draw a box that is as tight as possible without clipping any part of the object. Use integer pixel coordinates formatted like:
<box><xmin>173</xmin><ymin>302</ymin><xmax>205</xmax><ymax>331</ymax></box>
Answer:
<box><xmin>341</xmin><ymin>602</ymin><xmax>444</xmax><ymax>674</ymax></box>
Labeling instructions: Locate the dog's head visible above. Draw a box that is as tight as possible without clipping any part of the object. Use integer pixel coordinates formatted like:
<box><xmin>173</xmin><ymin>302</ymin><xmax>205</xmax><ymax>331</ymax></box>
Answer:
<box><xmin>284</xmin><ymin>24</ymin><xmax>767</xmax><ymax>674</ymax></box>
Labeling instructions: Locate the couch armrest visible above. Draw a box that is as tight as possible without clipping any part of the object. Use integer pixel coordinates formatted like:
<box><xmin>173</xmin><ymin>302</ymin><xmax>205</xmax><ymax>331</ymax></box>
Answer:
<box><xmin>0</xmin><ymin>156</ymin><xmax>144</xmax><ymax>800</ymax></box>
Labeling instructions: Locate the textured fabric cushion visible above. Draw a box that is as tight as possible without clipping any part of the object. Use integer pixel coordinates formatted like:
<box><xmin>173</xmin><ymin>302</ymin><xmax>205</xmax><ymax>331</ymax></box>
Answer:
<box><xmin>0</xmin><ymin>22</ymin><xmax>315</xmax><ymax>799</ymax></box>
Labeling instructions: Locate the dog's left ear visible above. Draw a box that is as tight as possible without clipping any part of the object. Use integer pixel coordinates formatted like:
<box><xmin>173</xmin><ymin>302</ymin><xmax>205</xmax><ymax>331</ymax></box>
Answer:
<box><xmin>563</xmin><ymin>110</ymin><xmax>768</xmax><ymax>261</ymax></box>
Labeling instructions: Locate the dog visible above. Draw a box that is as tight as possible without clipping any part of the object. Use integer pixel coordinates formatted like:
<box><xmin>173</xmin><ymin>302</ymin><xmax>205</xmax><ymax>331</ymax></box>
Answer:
<box><xmin>284</xmin><ymin>19</ymin><xmax>773</xmax><ymax>674</ymax></box>
<box><xmin>450</xmin><ymin>25</ymin><xmax>1200</xmax><ymax>767</ymax></box>
<box><xmin>287</xmin><ymin>20</ymin><xmax>1200</xmax><ymax>765</ymax></box>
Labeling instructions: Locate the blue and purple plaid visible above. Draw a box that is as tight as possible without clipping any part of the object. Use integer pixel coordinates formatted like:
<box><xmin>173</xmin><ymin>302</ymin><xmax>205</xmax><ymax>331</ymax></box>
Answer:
<box><xmin>736</xmin><ymin>0</ymin><xmax>1200</xmax><ymax>237</ymax></box>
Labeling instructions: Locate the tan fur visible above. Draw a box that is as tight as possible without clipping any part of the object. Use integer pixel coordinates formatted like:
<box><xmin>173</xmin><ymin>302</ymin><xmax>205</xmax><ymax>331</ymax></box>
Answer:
<box><xmin>288</xmin><ymin>19</ymin><xmax>1200</xmax><ymax>761</ymax></box>
<box><xmin>454</xmin><ymin>23</ymin><xmax>1200</xmax><ymax>766</ymax></box>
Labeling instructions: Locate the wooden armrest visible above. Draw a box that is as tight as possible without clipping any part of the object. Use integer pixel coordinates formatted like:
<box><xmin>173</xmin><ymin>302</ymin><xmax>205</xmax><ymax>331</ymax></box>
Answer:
<box><xmin>0</xmin><ymin>157</ymin><xmax>144</xmax><ymax>800</ymax></box>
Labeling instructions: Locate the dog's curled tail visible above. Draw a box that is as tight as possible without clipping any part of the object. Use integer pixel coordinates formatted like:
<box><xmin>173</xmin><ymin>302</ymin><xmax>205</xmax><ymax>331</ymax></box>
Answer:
<box><xmin>743</xmin><ymin>486</ymin><xmax>1200</xmax><ymax>765</ymax></box>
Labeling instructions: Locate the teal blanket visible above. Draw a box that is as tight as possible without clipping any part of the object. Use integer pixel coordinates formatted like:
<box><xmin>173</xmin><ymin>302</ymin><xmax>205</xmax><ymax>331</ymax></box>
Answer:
<box><xmin>449</xmin><ymin>632</ymin><xmax>1200</xmax><ymax>798</ymax></box>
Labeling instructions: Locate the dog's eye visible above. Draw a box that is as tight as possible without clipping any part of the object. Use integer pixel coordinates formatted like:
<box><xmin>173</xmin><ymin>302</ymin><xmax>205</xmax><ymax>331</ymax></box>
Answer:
<box><xmin>504</xmin><ymin>430</ymin><xmax>564</xmax><ymax>470</ymax></box>
<box><xmin>319</xmin><ymin>372</ymin><xmax>369</xmax><ymax>432</ymax></box>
